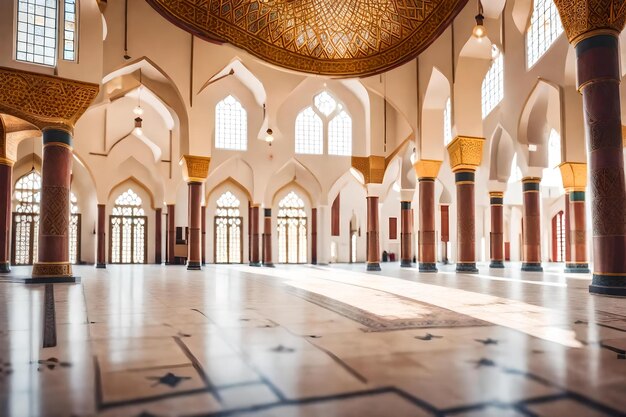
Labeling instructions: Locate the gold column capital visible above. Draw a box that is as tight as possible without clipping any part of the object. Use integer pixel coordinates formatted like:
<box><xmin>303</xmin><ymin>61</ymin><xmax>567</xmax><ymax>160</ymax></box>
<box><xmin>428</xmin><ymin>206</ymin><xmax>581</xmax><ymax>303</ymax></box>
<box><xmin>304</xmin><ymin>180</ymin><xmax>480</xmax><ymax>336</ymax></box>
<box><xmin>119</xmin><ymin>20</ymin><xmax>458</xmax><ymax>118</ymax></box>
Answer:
<box><xmin>559</xmin><ymin>162</ymin><xmax>587</xmax><ymax>192</ymax></box>
<box><xmin>180</xmin><ymin>155</ymin><xmax>211</xmax><ymax>183</ymax></box>
<box><xmin>489</xmin><ymin>191</ymin><xmax>504</xmax><ymax>198</ymax></box>
<box><xmin>553</xmin><ymin>0</ymin><xmax>626</xmax><ymax>45</ymax></box>
<box><xmin>413</xmin><ymin>159</ymin><xmax>442</xmax><ymax>180</ymax></box>
<box><xmin>351</xmin><ymin>155</ymin><xmax>385</xmax><ymax>184</ymax></box>
<box><xmin>0</xmin><ymin>67</ymin><xmax>99</xmax><ymax>132</ymax></box>
<box><xmin>446</xmin><ymin>136</ymin><xmax>484</xmax><ymax>172</ymax></box>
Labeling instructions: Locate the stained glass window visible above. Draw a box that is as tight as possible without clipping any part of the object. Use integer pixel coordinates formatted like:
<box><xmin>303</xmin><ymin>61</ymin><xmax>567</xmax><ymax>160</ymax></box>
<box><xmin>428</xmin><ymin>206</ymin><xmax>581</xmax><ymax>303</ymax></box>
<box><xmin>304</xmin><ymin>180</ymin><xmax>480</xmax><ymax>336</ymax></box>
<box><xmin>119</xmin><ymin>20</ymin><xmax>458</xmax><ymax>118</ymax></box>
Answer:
<box><xmin>215</xmin><ymin>95</ymin><xmax>247</xmax><ymax>150</ymax></box>
<box><xmin>110</xmin><ymin>189</ymin><xmax>146</xmax><ymax>264</ymax></box>
<box><xmin>11</xmin><ymin>171</ymin><xmax>80</xmax><ymax>265</ymax></box>
<box><xmin>277</xmin><ymin>191</ymin><xmax>307</xmax><ymax>264</ymax></box>
<box><xmin>526</xmin><ymin>0</ymin><xmax>563</xmax><ymax>68</ymax></box>
<box><xmin>328</xmin><ymin>111</ymin><xmax>352</xmax><ymax>156</ymax></box>
<box><xmin>214</xmin><ymin>191</ymin><xmax>242</xmax><ymax>264</ymax></box>
<box><xmin>443</xmin><ymin>97</ymin><xmax>452</xmax><ymax>145</ymax></box>
<box><xmin>481</xmin><ymin>53</ymin><xmax>504</xmax><ymax>119</ymax></box>
<box><xmin>63</xmin><ymin>0</ymin><xmax>77</xmax><ymax>61</ymax></box>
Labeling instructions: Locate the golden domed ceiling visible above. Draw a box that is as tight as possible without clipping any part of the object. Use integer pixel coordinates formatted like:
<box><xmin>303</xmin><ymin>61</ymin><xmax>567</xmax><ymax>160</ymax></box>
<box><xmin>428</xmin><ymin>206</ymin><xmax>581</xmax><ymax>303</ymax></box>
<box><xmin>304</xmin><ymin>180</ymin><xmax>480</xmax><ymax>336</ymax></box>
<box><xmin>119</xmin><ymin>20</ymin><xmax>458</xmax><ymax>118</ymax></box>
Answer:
<box><xmin>146</xmin><ymin>0</ymin><xmax>468</xmax><ymax>77</ymax></box>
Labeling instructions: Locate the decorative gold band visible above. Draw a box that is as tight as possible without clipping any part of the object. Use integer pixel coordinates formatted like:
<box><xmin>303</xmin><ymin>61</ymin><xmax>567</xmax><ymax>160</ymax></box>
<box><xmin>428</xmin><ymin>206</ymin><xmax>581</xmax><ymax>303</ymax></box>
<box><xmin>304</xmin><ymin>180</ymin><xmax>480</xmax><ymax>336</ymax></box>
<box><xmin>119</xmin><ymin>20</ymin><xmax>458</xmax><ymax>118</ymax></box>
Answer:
<box><xmin>0</xmin><ymin>157</ymin><xmax>15</xmax><ymax>167</ymax></box>
<box><xmin>32</xmin><ymin>261</ymin><xmax>73</xmax><ymax>277</ymax></box>
<box><xmin>572</xmin><ymin>28</ymin><xmax>619</xmax><ymax>47</ymax></box>
<box><xmin>43</xmin><ymin>142</ymin><xmax>73</xmax><ymax>151</ymax></box>
<box><xmin>578</xmin><ymin>77</ymin><xmax>619</xmax><ymax>93</ymax></box>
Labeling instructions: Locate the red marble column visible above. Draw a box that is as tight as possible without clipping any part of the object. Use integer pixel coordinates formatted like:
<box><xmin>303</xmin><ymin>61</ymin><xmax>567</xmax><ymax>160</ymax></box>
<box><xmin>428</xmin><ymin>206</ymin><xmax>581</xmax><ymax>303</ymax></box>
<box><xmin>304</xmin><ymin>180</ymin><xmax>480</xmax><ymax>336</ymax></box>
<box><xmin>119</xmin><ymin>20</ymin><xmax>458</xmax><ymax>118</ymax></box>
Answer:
<box><xmin>565</xmin><ymin>190</ymin><xmax>590</xmax><ymax>273</ymax></box>
<box><xmin>250</xmin><ymin>205</ymin><xmax>261</xmax><ymax>266</ymax></box>
<box><xmin>31</xmin><ymin>129</ymin><xmax>74</xmax><ymax>281</ymax></box>
<box><xmin>262</xmin><ymin>208</ymin><xmax>274</xmax><ymax>267</ymax></box>
<box><xmin>96</xmin><ymin>204</ymin><xmax>106</xmax><ymax>268</ymax></box>
<box><xmin>0</xmin><ymin>161</ymin><xmax>12</xmax><ymax>273</ymax></box>
<box><xmin>311</xmin><ymin>208</ymin><xmax>318</xmax><ymax>265</ymax></box>
<box><xmin>489</xmin><ymin>192</ymin><xmax>505</xmax><ymax>269</ymax></box>
<box><xmin>366</xmin><ymin>196</ymin><xmax>381</xmax><ymax>271</ymax></box>
<box><xmin>575</xmin><ymin>35</ymin><xmax>626</xmax><ymax>295</ymax></box>
<box><xmin>155</xmin><ymin>208</ymin><xmax>162</xmax><ymax>265</ymax></box>
<box><xmin>454</xmin><ymin>170</ymin><xmax>477</xmax><ymax>273</ymax></box>
<box><xmin>400</xmin><ymin>201</ymin><xmax>413</xmax><ymax>268</ymax></box>
<box><xmin>522</xmin><ymin>177</ymin><xmax>543</xmax><ymax>272</ymax></box>
<box><xmin>167</xmin><ymin>204</ymin><xmax>175</xmax><ymax>265</ymax></box>
<box><xmin>418</xmin><ymin>179</ymin><xmax>437</xmax><ymax>272</ymax></box>
<box><xmin>187</xmin><ymin>182</ymin><xmax>202</xmax><ymax>270</ymax></box>
<box><xmin>201</xmin><ymin>206</ymin><xmax>206</xmax><ymax>265</ymax></box>
<box><xmin>564</xmin><ymin>193</ymin><xmax>571</xmax><ymax>264</ymax></box>
<box><xmin>441</xmin><ymin>205</ymin><xmax>449</xmax><ymax>264</ymax></box>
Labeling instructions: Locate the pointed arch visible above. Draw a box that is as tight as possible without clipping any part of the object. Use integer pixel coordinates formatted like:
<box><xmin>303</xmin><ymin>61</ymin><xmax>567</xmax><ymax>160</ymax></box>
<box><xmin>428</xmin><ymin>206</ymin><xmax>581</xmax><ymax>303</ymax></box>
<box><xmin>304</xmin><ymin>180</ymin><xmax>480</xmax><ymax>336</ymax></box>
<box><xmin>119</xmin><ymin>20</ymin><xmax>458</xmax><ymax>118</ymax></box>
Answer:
<box><xmin>107</xmin><ymin>176</ymin><xmax>156</xmax><ymax>210</ymax></box>
<box><xmin>264</xmin><ymin>158</ymin><xmax>322</xmax><ymax>207</ymax></box>
<box><xmin>421</xmin><ymin>67</ymin><xmax>451</xmax><ymax>152</ymax></box>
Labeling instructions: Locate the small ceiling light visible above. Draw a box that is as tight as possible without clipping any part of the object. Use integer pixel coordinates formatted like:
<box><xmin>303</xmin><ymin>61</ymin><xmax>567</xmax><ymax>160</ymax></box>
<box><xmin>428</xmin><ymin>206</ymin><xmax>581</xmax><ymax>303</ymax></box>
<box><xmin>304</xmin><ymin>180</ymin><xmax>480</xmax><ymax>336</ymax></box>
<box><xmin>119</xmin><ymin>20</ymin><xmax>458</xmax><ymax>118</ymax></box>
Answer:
<box><xmin>265</xmin><ymin>128</ymin><xmax>274</xmax><ymax>146</ymax></box>
<box><xmin>133</xmin><ymin>117</ymin><xmax>143</xmax><ymax>136</ymax></box>
<box><xmin>133</xmin><ymin>105</ymin><xmax>144</xmax><ymax>116</ymax></box>
<box><xmin>528</xmin><ymin>144</ymin><xmax>537</xmax><ymax>152</ymax></box>
<box><xmin>472</xmin><ymin>1</ymin><xmax>486</xmax><ymax>41</ymax></box>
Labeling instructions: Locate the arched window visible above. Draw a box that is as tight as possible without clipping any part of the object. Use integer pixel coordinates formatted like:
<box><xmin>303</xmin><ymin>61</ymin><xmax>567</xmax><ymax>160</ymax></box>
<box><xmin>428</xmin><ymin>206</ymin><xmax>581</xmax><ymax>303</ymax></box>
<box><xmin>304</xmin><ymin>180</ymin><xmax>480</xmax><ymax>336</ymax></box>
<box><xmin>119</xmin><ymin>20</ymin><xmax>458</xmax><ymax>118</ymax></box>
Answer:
<box><xmin>12</xmin><ymin>171</ymin><xmax>41</xmax><ymax>265</ymax></box>
<box><xmin>552</xmin><ymin>211</ymin><xmax>565</xmax><ymax>262</ymax></box>
<box><xmin>110</xmin><ymin>189</ymin><xmax>147</xmax><ymax>264</ymax></box>
<box><xmin>443</xmin><ymin>97</ymin><xmax>452</xmax><ymax>145</ymax></box>
<box><xmin>481</xmin><ymin>53</ymin><xmax>504</xmax><ymax>119</ymax></box>
<box><xmin>328</xmin><ymin>111</ymin><xmax>352</xmax><ymax>156</ymax></box>
<box><xmin>296</xmin><ymin>91</ymin><xmax>352</xmax><ymax>156</ymax></box>
<box><xmin>11</xmin><ymin>171</ymin><xmax>80</xmax><ymax>265</ymax></box>
<box><xmin>15</xmin><ymin>0</ymin><xmax>79</xmax><ymax>65</ymax></box>
<box><xmin>214</xmin><ymin>191</ymin><xmax>242</xmax><ymax>264</ymax></box>
<box><xmin>295</xmin><ymin>107</ymin><xmax>323</xmax><ymax>154</ymax></box>
<box><xmin>526</xmin><ymin>0</ymin><xmax>563</xmax><ymax>68</ymax></box>
<box><xmin>277</xmin><ymin>191</ymin><xmax>307</xmax><ymax>264</ymax></box>
<box><xmin>215</xmin><ymin>95</ymin><xmax>247</xmax><ymax>150</ymax></box>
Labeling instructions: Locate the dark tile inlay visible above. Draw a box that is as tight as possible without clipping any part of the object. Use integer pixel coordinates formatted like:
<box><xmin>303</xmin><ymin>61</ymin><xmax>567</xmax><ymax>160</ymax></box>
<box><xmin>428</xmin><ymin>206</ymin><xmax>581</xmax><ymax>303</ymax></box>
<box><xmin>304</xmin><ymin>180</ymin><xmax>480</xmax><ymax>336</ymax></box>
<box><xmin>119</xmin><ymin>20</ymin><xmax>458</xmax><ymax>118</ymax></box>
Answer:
<box><xmin>147</xmin><ymin>372</ymin><xmax>192</xmax><ymax>388</ymax></box>
<box><xmin>43</xmin><ymin>284</ymin><xmax>57</xmax><ymax>348</ymax></box>
<box><xmin>36</xmin><ymin>357</ymin><xmax>71</xmax><ymax>371</ymax></box>
<box><xmin>414</xmin><ymin>333</ymin><xmax>443</xmax><ymax>341</ymax></box>
<box><xmin>471</xmin><ymin>358</ymin><xmax>496</xmax><ymax>368</ymax></box>
<box><xmin>270</xmin><ymin>345</ymin><xmax>295</xmax><ymax>353</ymax></box>
<box><xmin>475</xmin><ymin>338</ymin><xmax>499</xmax><ymax>345</ymax></box>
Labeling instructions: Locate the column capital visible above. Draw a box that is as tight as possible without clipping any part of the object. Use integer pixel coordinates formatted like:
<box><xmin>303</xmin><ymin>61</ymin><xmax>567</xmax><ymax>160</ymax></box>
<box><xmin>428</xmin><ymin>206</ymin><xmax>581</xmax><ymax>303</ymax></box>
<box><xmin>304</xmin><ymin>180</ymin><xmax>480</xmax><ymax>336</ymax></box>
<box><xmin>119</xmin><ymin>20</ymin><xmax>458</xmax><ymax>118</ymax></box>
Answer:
<box><xmin>351</xmin><ymin>155</ymin><xmax>385</xmax><ymax>184</ymax></box>
<box><xmin>489</xmin><ymin>191</ymin><xmax>504</xmax><ymax>198</ymax></box>
<box><xmin>180</xmin><ymin>155</ymin><xmax>211</xmax><ymax>183</ymax></box>
<box><xmin>522</xmin><ymin>177</ymin><xmax>542</xmax><ymax>193</ymax></box>
<box><xmin>0</xmin><ymin>67</ymin><xmax>99</xmax><ymax>132</ymax></box>
<box><xmin>446</xmin><ymin>136</ymin><xmax>484</xmax><ymax>172</ymax></box>
<box><xmin>413</xmin><ymin>159</ymin><xmax>442</xmax><ymax>180</ymax></box>
<box><xmin>489</xmin><ymin>192</ymin><xmax>504</xmax><ymax>206</ymax></box>
<box><xmin>559</xmin><ymin>162</ymin><xmax>587</xmax><ymax>192</ymax></box>
<box><xmin>553</xmin><ymin>0</ymin><xmax>626</xmax><ymax>45</ymax></box>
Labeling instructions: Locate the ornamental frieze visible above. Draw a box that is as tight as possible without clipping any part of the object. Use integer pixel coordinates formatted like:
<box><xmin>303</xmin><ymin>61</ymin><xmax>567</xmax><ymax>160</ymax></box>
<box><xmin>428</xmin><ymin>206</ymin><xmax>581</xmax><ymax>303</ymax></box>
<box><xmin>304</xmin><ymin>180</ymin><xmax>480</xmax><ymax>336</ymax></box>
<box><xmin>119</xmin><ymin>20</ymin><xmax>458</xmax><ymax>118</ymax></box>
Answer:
<box><xmin>553</xmin><ymin>0</ymin><xmax>626</xmax><ymax>44</ymax></box>
<box><xmin>0</xmin><ymin>67</ymin><xmax>99</xmax><ymax>132</ymax></box>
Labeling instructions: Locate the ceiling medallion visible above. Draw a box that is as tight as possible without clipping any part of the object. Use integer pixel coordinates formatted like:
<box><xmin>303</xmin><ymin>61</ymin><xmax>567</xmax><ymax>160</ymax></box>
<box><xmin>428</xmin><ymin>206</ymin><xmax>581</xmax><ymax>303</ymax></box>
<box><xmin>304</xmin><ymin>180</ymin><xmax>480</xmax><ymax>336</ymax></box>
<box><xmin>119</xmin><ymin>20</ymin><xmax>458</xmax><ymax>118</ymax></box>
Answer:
<box><xmin>146</xmin><ymin>0</ymin><xmax>468</xmax><ymax>77</ymax></box>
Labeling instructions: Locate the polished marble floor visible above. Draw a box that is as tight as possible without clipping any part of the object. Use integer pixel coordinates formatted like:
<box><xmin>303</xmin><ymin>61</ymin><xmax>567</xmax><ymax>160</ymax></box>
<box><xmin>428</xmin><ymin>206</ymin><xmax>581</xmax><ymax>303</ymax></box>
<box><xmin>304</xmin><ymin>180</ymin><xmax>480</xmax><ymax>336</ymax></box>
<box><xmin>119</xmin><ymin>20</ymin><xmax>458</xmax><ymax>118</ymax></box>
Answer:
<box><xmin>0</xmin><ymin>262</ymin><xmax>625</xmax><ymax>417</ymax></box>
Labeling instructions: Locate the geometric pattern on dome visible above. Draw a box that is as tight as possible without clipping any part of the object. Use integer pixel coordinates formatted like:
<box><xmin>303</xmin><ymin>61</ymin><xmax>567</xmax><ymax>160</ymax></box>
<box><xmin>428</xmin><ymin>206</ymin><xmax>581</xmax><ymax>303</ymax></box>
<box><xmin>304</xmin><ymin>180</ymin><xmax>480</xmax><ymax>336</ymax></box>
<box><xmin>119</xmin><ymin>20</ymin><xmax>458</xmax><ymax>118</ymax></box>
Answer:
<box><xmin>146</xmin><ymin>0</ymin><xmax>469</xmax><ymax>77</ymax></box>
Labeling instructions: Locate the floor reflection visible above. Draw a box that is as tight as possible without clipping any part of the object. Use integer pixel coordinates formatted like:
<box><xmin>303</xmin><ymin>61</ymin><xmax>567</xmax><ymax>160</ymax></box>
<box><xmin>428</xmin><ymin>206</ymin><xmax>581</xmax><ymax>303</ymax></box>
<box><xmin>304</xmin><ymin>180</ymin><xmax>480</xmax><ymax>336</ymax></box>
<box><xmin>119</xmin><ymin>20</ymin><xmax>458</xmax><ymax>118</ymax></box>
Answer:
<box><xmin>0</xmin><ymin>263</ymin><xmax>624</xmax><ymax>417</ymax></box>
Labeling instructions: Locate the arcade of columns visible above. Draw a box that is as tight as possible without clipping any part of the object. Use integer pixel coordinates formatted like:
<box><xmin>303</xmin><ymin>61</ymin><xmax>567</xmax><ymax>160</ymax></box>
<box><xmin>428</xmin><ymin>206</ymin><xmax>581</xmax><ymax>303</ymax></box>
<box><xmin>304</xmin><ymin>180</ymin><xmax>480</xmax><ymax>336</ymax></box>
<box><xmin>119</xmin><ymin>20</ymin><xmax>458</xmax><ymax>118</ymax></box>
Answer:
<box><xmin>0</xmin><ymin>1</ymin><xmax>625</xmax><ymax>296</ymax></box>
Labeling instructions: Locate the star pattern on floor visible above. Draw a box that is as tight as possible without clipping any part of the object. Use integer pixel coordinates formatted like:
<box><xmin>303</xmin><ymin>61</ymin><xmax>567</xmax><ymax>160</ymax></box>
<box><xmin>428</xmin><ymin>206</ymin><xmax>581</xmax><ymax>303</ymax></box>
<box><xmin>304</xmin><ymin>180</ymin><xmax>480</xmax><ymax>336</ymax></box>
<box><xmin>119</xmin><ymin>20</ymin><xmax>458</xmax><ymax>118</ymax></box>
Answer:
<box><xmin>147</xmin><ymin>372</ymin><xmax>192</xmax><ymax>388</ymax></box>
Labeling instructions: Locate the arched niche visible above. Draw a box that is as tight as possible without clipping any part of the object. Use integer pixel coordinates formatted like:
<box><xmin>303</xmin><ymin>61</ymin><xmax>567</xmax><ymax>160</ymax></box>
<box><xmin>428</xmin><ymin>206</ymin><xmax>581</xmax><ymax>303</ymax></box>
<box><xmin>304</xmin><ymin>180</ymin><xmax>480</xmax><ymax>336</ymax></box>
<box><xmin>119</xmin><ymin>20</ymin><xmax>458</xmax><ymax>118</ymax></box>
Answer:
<box><xmin>264</xmin><ymin>158</ymin><xmax>322</xmax><ymax>207</ymax></box>
<box><xmin>518</xmin><ymin>79</ymin><xmax>562</xmax><ymax>168</ymax></box>
<box><xmin>489</xmin><ymin>125</ymin><xmax>518</xmax><ymax>182</ymax></box>
<box><xmin>205</xmin><ymin>157</ymin><xmax>254</xmax><ymax>203</ymax></box>
<box><xmin>421</xmin><ymin>67</ymin><xmax>451</xmax><ymax>158</ymax></box>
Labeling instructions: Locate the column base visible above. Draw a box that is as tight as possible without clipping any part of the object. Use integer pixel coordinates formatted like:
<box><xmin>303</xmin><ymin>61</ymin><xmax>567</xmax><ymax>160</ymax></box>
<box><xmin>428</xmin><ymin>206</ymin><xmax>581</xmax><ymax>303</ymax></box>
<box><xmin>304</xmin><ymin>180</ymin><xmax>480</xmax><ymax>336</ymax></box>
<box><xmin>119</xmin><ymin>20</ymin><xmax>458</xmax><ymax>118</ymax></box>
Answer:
<box><xmin>263</xmin><ymin>263</ymin><xmax>275</xmax><ymax>268</ymax></box>
<box><xmin>400</xmin><ymin>259</ymin><xmax>413</xmax><ymax>268</ymax></box>
<box><xmin>565</xmin><ymin>263</ymin><xmax>590</xmax><ymax>274</ymax></box>
<box><xmin>32</xmin><ymin>262</ymin><xmax>73</xmax><ymax>278</ymax></box>
<box><xmin>0</xmin><ymin>262</ymin><xmax>10</xmax><ymax>273</ymax></box>
<box><xmin>95</xmin><ymin>263</ymin><xmax>106</xmax><ymax>269</ymax></box>
<box><xmin>521</xmin><ymin>263</ymin><xmax>543</xmax><ymax>272</ymax></box>
<box><xmin>589</xmin><ymin>274</ymin><xmax>626</xmax><ymax>297</ymax></box>
<box><xmin>24</xmin><ymin>276</ymin><xmax>80</xmax><ymax>284</ymax></box>
<box><xmin>249</xmin><ymin>262</ymin><xmax>262</xmax><ymax>267</ymax></box>
<box><xmin>187</xmin><ymin>261</ymin><xmax>202</xmax><ymax>270</ymax></box>
<box><xmin>419</xmin><ymin>263</ymin><xmax>437</xmax><ymax>273</ymax></box>
<box><xmin>367</xmin><ymin>262</ymin><xmax>381</xmax><ymax>271</ymax></box>
<box><xmin>456</xmin><ymin>263</ymin><xmax>478</xmax><ymax>273</ymax></box>
<box><xmin>489</xmin><ymin>261</ymin><xmax>505</xmax><ymax>269</ymax></box>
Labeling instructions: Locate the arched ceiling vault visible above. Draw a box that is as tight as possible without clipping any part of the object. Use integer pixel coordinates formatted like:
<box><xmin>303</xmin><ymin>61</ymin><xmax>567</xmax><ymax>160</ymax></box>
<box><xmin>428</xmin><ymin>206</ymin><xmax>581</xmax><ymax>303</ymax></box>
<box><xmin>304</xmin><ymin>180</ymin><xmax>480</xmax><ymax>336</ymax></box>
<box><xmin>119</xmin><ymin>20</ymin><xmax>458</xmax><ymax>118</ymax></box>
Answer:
<box><xmin>146</xmin><ymin>0</ymin><xmax>469</xmax><ymax>77</ymax></box>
